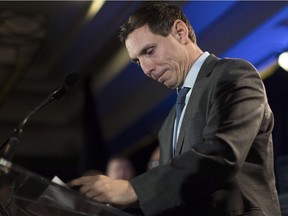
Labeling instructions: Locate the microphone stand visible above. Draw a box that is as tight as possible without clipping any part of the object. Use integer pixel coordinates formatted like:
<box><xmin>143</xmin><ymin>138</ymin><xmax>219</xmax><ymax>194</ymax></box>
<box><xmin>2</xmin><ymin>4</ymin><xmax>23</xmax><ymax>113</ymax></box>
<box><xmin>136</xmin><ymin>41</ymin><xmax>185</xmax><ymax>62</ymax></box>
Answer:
<box><xmin>0</xmin><ymin>73</ymin><xmax>79</xmax><ymax>161</ymax></box>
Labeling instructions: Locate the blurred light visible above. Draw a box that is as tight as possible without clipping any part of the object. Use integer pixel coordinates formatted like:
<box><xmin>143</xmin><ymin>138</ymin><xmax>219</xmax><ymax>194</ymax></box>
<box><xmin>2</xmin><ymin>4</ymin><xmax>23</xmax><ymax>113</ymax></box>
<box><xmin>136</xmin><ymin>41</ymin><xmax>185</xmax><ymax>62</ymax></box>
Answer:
<box><xmin>278</xmin><ymin>51</ymin><xmax>288</xmax><ymax>71</ymax></box>
<box><xmin>86</xmin><ymin>0</ymin><xmax>105</xmax><ymax>21</ymax></box>
<box><xmin>92</xmin><ymin>46</ymin><xmax>130</xmax><ymax>93</ymax></box>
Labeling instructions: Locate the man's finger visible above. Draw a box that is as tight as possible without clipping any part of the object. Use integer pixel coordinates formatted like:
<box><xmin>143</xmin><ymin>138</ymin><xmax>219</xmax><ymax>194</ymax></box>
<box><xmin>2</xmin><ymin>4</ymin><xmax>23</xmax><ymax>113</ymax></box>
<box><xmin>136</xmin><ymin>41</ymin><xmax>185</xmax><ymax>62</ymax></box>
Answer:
<box><xmin>67</xmin><ymin>176</ymin><xmax>89</xmax><ymax>186</ymax></box>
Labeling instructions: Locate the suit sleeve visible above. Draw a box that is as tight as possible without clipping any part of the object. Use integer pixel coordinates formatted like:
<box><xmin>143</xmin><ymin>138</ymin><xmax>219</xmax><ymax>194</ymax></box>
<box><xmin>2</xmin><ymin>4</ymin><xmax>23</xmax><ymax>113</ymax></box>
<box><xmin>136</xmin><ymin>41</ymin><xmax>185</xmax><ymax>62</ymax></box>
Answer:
<box><xmin>130</xmin><ymin>59</ymin><xmax>269</xmax><ymax>216</ymax></box>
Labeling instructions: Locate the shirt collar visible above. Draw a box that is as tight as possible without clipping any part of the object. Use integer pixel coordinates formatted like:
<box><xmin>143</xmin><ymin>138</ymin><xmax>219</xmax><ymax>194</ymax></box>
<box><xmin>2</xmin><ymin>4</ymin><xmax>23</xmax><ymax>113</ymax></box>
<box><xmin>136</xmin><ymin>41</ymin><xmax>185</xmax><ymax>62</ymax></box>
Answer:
<box><xmin>182</xmin><ymin>51</ymin><xmax>210</xmax><ymax>90</ymax></box>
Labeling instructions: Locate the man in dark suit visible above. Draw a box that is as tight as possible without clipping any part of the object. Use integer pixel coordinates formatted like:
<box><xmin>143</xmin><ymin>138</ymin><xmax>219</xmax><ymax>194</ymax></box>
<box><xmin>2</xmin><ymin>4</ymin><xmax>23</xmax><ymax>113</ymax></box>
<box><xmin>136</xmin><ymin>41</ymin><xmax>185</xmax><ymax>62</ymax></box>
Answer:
<box><xmin>69</xmin><ymin>2</ymin><xmax>281</xmax><ymax>215</ymax></box>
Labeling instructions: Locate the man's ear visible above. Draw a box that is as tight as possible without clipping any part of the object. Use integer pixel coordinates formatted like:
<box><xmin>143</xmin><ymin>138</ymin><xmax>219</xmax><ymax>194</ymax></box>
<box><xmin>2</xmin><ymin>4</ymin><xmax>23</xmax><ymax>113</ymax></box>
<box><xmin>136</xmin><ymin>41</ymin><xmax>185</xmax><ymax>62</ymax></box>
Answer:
<box><xmin>171</xmin><ymin>20</ymin><xmax>189</xmax><ymax>44</ymax></box>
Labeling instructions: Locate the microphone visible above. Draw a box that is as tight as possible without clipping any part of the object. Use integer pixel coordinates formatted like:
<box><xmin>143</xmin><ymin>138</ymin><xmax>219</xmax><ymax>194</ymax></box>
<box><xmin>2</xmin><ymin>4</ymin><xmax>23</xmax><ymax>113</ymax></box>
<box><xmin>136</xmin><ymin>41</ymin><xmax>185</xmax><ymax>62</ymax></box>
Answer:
<box><xmin>0</xmin><ymin>72</ymin><xmax>80</xmax><ymax>161</ymax></box>
<box><xmin>48</xmin><ymin>72</ymin><xmax>79</xmax><ymax>102</ymax></box>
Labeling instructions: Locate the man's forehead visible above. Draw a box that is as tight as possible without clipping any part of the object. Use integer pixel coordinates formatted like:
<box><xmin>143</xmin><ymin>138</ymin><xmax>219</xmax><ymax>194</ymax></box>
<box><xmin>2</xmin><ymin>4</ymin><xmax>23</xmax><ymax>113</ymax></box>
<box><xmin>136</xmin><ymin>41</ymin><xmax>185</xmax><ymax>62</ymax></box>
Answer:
<box><xmin>125</xmin><ymin>26</ymin><xmax>159</xmax><ymax>57</ymax></box>
<box><xmin>126</xmin><ymin>25</ymin><xmax>152</xmax><ymax>44</ymax></box>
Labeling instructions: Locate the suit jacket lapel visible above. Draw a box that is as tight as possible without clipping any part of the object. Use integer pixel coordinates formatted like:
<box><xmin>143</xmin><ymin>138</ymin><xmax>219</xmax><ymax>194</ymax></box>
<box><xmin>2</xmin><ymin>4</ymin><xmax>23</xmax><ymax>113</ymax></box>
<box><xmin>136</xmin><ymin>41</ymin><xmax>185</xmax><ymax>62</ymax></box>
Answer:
<box><xmin>175</xmin><ymin>55</ymin><xmax>220</xmax><ymax>156</ymax></box>
<box><xmin>160</xmin><ymin>109</ymin><xmax>176</xmax><ymax>163</ymax></box>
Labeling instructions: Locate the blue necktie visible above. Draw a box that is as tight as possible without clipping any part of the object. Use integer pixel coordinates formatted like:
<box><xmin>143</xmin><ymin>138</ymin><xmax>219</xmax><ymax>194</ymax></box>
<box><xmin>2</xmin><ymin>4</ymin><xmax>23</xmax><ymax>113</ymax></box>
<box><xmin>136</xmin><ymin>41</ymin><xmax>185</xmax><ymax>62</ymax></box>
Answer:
<box><xmin>173</xmin><ymin>87</ymin><xmax>190</xmax><ymax>156</ymax></box>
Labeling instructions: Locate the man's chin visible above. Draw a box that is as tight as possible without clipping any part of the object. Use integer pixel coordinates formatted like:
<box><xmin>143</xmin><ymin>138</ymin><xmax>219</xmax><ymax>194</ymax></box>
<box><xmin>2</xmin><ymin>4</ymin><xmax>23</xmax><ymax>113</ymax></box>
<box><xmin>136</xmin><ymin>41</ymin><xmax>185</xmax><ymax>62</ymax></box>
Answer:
<box><xmin>163</xmin><ymin>82</ymin><xmax>177</xmax><ymax>89</ymax></box>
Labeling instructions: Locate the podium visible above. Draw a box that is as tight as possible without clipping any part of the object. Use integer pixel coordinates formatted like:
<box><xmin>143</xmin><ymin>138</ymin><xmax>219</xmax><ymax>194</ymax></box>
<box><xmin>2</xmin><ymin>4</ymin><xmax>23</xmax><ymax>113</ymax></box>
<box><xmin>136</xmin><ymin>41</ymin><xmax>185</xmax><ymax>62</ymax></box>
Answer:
<box><xmin>0</xmin><ymin>158</ymin><xmax>132</xmax><ymax>216</ymax></box>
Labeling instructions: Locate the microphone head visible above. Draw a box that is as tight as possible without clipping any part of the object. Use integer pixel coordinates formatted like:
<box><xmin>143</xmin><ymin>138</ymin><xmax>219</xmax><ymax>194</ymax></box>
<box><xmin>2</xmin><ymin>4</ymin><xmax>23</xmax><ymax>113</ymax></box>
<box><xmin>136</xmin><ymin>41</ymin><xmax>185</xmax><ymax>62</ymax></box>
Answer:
<box><xmin>64</xmin><ymin>72</ymin><xmax>80</xmax><ymax>88</ymax></box>
<box><xmin>51</xmin><ymin>72</ymin><xmax>80</xmax><ymax>101</ymax></box>
<box><xmin>53</xmin><ymin>87</ymin><xmax>66</xmax><ymax>101</ymax></box>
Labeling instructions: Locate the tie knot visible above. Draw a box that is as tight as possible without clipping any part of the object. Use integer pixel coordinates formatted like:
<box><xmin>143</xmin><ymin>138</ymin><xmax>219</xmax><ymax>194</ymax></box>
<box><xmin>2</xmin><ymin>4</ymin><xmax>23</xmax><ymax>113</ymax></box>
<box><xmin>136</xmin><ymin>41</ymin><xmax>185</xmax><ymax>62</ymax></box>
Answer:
<box><xmin>177</xmin><ymin>87</ymin><xmax>190</xmax><ymax>105</ymax></box>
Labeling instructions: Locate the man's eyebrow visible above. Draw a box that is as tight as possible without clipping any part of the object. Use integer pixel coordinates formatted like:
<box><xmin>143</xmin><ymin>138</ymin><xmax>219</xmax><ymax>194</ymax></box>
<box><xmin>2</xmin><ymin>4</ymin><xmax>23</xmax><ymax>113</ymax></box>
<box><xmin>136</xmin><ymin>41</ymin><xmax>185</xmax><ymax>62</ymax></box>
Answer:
<box><xmin>139</xmin><ymin>44</ymin><xmax>151</xmax><ymax>55</ymax></box>
<box><xmin>139</xmin><ymin>43</ymin><xmax>155</xmax><ymax>55</ymax></box>
<box><xmin>130</xmin><ymin>43</ymin><xmax>156</xmax><ymax>64</ymax></box>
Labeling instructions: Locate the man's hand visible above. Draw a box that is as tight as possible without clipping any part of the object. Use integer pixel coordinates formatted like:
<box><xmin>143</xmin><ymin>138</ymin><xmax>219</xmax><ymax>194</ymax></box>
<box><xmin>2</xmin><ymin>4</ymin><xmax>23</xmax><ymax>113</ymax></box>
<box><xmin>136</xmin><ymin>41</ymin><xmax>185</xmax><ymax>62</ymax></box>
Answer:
<box><xmin>68</xmin><ymin>175</ymin><xmax>137</xmax><ymax>206</ymax></box>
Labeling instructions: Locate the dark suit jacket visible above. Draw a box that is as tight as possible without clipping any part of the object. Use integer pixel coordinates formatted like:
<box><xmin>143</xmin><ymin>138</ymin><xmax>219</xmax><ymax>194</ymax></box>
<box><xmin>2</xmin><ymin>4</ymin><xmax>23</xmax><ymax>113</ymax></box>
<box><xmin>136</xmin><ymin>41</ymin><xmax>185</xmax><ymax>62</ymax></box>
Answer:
<box><xmin>130</xmin><ymin>55</ymin><xmax>281</xmax><ymax>216</ymax></box>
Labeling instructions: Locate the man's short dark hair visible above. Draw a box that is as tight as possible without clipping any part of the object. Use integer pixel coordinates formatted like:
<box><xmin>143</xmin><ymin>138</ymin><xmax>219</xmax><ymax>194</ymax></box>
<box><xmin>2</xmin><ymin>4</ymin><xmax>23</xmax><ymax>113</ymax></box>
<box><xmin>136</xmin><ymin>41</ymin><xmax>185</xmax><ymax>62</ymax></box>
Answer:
<box><xmin>119</xmin><ymin>2</ymin><xmax>196</xmax><ymax>44</ymax></box>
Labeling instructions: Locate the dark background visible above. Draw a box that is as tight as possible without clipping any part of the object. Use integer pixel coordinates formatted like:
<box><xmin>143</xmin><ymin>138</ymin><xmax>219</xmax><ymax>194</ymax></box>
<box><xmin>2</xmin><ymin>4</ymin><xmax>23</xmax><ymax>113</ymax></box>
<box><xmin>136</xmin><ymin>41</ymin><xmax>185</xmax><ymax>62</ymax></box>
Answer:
<box><xmin>0</xmin><ymin>1</ymin><xmax>287</xmax><ymax>201</ymax></box>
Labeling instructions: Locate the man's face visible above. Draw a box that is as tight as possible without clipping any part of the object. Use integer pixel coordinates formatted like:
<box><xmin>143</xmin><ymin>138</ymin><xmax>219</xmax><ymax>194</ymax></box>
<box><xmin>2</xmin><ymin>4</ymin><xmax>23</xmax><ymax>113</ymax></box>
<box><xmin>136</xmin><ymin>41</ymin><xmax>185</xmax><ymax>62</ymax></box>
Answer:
<box><xmin>125</xmin><ymin>24</ymin><xmax>187</xmax><ymax>89</ymax></box>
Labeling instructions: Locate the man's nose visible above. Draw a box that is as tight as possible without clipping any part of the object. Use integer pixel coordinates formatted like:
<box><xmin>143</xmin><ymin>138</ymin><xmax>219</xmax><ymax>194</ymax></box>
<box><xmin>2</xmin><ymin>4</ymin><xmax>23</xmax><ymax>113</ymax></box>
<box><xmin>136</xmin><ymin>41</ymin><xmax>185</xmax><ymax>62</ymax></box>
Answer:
<box><xmin>141</xmin><ymin>59</ymin><xmax>154</xmax><ymax>78</ymax></box>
